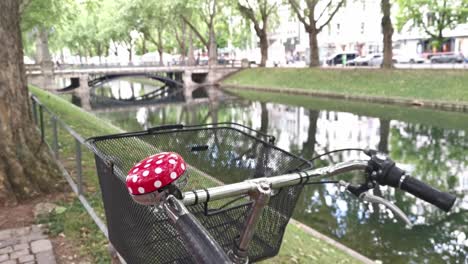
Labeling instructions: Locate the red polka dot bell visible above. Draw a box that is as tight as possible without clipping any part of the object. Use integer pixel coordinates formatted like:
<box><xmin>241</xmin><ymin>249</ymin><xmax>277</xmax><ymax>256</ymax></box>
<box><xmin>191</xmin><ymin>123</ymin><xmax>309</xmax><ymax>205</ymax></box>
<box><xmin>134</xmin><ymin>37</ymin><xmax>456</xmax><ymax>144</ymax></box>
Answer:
<box><xmin>126</xmin><ymin>152</ymin><xmax>187</xmax><ymax>197</ymax></box>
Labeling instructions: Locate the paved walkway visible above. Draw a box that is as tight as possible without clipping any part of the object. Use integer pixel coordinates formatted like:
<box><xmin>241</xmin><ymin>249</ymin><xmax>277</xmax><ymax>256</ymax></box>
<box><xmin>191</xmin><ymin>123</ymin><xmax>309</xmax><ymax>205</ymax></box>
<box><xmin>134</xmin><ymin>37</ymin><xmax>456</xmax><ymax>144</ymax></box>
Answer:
<box><xmin>0</xmin><ymin>225</ymin><xmax>56</xmax><ymax>264</ymax></box>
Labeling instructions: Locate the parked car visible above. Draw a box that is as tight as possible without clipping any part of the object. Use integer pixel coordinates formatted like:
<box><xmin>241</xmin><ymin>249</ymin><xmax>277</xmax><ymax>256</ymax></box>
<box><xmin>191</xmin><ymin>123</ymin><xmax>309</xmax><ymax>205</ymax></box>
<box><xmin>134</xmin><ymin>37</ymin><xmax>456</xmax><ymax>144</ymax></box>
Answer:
<box><xmin>392</xmin><ymin>53</ymin><xmax>425</xmax><ymax>64</ymax></box>
<box><xmin>430</xmin><ymin>53</ymin><xmax>464</xmax><ymax>63</ymax></box>
<box><xmin>347</xmin><ymin>53</ymin><xmax>383</xmax><ymax>66</ymax></box>
<box><xmin>326</xmin><ymin>52</ymin><xmax>358</xmax><ymax>66</ymax></box>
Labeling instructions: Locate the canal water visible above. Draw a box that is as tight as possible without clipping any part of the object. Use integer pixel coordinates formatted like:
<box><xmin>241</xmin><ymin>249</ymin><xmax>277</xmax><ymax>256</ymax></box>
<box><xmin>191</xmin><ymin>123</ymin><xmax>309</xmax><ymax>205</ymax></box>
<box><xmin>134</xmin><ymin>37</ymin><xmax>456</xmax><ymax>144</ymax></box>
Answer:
<box><xmin>68</xmin><ymin>78</ymin><xmax>468</xmax><ymax>263</ymax></box>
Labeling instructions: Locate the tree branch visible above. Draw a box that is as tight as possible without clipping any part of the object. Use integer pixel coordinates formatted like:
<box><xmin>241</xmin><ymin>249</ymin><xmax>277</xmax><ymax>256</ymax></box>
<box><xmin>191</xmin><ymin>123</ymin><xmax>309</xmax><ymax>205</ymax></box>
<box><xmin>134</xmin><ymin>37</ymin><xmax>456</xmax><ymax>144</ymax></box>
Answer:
<box><xmin>173</xmin><ymin>22</ymin><xmax>184</xmax><ymax>48</ymax></box>
<box><xmin>318</xmin><ymin>0</ymin><xmax>345</xmax><ymax>32</ymax></box>
<box><xmin>316</xmin><ymin>0</ymin><xmax>333</xmax><ymax>22</ymax></box>
<box><xmin>266</xmin><ymin>2</ymin><xmax>277</xmax><ymax>16</ymax></box>
<box><xmin>238</xmin><ymin>2</ymin><xmax>262</xmax><ymax>35</ymax></box>
<box><xmin>288</xmin><ymin>0</ymin><xmax>309</xmax><ymax>29</ymax></box>
<box><xmin>182</xmin><ymin>16</ymin><xmax>208</xmax><ymax>48</ymax></box>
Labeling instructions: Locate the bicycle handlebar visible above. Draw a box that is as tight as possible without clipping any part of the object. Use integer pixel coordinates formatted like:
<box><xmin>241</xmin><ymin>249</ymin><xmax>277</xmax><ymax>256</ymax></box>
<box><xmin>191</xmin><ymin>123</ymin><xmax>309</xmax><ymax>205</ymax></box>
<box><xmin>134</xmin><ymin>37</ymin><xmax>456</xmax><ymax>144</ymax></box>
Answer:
<box><xmin>183</xmin><ymin>157</ymin><xmax>456</xmax><ymax>212</ymax></box>
<box><xmin>367</xmin><ymin>154</ymin><xmax>456</xmax><ymax>212</ymax></box>
<box><xmin>182</xmin><ymin>160</ymin><xmax>369</xmax><ymax>206</ymax></box>
<box><xmin>400</xmin><ymin>176</ymin><xmax>455</xmax><ymax>212</ymax></box>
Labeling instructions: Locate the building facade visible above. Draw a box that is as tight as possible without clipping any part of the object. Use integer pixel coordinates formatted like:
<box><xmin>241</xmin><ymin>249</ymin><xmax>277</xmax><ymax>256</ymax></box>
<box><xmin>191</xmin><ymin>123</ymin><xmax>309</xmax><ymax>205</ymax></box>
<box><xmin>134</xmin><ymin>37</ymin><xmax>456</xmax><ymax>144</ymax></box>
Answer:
<box><xmin>249</xmin><ymin>0</ymin><xmax>468</xmax><ymax>65</ymax></box>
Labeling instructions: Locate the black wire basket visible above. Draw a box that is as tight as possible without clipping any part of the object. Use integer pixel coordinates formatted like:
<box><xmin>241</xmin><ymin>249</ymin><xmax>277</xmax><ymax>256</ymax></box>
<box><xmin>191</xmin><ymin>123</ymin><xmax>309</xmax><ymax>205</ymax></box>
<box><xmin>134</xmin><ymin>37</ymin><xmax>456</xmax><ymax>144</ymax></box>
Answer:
<box><xmin>87</xmin><ymin>123</ymin><xmax>312</xmax><ymax>263</ymax></box>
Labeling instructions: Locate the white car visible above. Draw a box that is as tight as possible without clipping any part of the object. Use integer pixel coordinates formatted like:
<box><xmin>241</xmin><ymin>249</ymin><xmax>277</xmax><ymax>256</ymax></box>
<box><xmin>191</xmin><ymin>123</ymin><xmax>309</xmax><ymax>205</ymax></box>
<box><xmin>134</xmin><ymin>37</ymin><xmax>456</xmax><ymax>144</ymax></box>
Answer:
<box><xmin>392</xmin><ymin>53</ymin><xmax>425</xmax><ymax>64</ymax></box>
<box><xmin>347</xmin><ymin>53</ymin><xmax>383</xmax><ymax>66</ymax></box>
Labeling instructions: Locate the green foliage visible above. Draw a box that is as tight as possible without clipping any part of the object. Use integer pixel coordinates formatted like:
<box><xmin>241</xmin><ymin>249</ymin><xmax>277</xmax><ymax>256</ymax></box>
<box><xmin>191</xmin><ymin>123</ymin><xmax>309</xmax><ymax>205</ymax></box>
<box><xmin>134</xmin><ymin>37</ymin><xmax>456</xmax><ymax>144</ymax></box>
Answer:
<box><xmin>20</xmin><ymin>0</ymin><xmax>260</xmax><ymax>60</ymax></box>
<box><xmin>231</xmin><ymin>18</ymin><xmax>252</xmax><ymax>49</ymax></box>
<box><xmin>396</xmin><ymin>0</ymin><xmax>468</xmax><ymax>49</ymax></box>
<box><xmin>21</xmin><ymin>0</ymin><xmax>70</xmax><ymax>31</ymax></box>
<box><xmin>237</xmin><ymin>0</ymin><xmax>280</xmax><ymax>35</ymax></box>
<box><xmin>20</xmin><ymin>0</ymin><xmax>74</xmax><ymax>58</ymax></box>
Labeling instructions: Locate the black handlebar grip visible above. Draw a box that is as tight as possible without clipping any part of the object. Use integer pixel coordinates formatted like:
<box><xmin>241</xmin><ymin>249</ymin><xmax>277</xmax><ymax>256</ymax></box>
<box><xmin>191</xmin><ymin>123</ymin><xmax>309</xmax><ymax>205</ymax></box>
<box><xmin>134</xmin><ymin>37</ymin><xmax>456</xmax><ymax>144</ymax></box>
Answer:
<box><xmin>400</xmin><ymin>176</ymin><xmax>456</xmax><ymax>212</ymax></box>
<box><xmin>175</xmin><ymin>213</ymin><xmax>231</xmax><ymax>264</ymax></box>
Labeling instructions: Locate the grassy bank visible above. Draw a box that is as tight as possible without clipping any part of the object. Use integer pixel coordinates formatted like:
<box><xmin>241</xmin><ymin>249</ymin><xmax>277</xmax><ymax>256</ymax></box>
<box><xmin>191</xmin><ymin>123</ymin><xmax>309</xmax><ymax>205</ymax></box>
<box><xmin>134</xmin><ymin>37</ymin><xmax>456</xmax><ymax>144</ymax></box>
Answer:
<box><xmin>29</xmin><ymin>86</ymin><xmax>362</xmax><ymax>264</ymax></box>
<box><xmin>223</xmin><ymin>68</ymin><xmax>468</xmax><ymax>103</ymax></box>
<box><xmin>31</xmin><ymin>86</ymin><xmax>122</xmax><ymax>263</ymax></box>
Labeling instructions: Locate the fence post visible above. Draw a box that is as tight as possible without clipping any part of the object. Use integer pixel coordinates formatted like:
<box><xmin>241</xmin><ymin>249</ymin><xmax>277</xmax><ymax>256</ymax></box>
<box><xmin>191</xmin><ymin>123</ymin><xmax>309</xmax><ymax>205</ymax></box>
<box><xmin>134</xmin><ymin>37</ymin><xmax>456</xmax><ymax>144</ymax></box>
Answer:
<box><xmin>75</xmin><ymin>139</ymin><xmax>83</xmax><ymax>195</ymax></box>
<box><xmin>39</xmin><ymin>104</ymin><xmax>45</xmax><ymax>141</ymax></box>
<box><xmin>52</xmin><ymin>116</ymin><xmax>59</xmax><ymax>159</ymax></box>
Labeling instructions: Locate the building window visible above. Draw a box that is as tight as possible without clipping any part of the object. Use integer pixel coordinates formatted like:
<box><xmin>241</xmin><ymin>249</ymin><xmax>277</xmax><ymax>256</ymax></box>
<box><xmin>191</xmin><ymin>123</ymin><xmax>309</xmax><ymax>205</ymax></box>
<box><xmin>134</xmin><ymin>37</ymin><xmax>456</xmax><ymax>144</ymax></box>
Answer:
<box><xmin>361</xmin><ymin>22</ymin><xmax>365</xmax><ymax>34</ymax></box>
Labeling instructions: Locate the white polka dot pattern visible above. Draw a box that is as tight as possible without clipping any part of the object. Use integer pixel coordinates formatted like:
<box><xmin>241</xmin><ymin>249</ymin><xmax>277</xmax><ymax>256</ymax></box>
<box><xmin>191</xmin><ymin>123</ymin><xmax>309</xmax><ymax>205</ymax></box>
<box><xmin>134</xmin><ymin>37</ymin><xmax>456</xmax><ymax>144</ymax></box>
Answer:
<box><xmin>126</xmin><ymin>152</ymin><xmax>187</xmax><ymax>195</ymax></box>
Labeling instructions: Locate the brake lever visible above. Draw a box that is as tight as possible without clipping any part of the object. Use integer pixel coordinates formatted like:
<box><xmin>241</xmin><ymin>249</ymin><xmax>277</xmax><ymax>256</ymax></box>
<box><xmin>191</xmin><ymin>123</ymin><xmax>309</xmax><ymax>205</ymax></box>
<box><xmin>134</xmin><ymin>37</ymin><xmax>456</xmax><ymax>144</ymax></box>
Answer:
<box><xmin>338</xmin><ymin>181</ymin><xmax>413</xmax><ymax>229</ymax></box>
<box><xmin>359</xmin><ymin>192</ymin><xmax>413</xmax><ymax>229</ymax></box>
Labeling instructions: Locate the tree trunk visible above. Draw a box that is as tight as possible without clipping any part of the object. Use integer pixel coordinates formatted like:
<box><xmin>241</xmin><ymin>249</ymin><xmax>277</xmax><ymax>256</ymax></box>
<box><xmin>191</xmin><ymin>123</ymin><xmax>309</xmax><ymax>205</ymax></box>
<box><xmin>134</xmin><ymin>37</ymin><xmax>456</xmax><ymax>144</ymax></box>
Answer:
<box><xmin>187</xmin><ymin>30</ymin><xmax>195</xmax><ymax>66</ymax></box>
<box><xmin>35</xmin><ymin>26</ymin><xmax>51</xmax><ymax>64</ymax></box>
<box><xmin>0</xmin><ymin>0</ymin><xmax>62</xmax><ymax>206</ymax></box>
<box><xmin>259</xmin><ymin>33</ymin><xmax>268</xmax><ymax>67</ymax></box>
<box><xmin>158</xmin><ymin>30</ymin><xmax>164</xmax><ymax>65</ymax></box>
<box><xmin>158</xmin><ymin>49</ymin><xmax>164</xmax><ymax>66</ymax></box>
<box><xmin>381</xmin><ymin>0</ymin><xmax>394</xmax><ymax>69</ymax></box>
<box><xmin>142</xmin><ymin>36</ymin><xmax>147</xmax><ymax>54</ymax></box>
<box><xmin>302</xmin><ymin>110</ymin><xmax>319</xmax><ymax>159</ymax></box>
<box><xmin>208</xmin><ymin>27</ymin><xmax>217</xmax><ymax>66</ymax></box>
<box><xmin>435</xmin><ymin>30</ymin><xmax>444</xmax><ymax>51</ymax></box>
<box><xmin>378</xmin><ymin>119</ymin><xmax>390</xmax><ymax>153</ymax></box>
<box><xmin>180</xmin><ymin>27</ymin><xmax>186</xmax><ymax>63</ymax></box>
<box><xmin>60</xmin><ymin>49</ymin><xmax>65</xmax><ymax>64</ymax></box>
<box><xmin>260</xmin><ymin>103</ymin><xmax>269</xmax><ymax>135</ymax></box>
<box><xmin>308</xmin><ymin>29</ymin><xmax>320</xmax><ymax>67</ymax></box>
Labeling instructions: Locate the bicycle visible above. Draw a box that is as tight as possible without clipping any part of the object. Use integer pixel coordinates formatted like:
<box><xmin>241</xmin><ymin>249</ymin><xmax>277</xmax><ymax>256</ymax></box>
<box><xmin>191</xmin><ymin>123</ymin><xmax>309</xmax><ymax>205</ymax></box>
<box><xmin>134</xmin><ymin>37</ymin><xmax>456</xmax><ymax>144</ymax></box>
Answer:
<box><xmin>88</xmin><ymin>123</ymin><xmax>456</xmax><ymax>264</ymax></box>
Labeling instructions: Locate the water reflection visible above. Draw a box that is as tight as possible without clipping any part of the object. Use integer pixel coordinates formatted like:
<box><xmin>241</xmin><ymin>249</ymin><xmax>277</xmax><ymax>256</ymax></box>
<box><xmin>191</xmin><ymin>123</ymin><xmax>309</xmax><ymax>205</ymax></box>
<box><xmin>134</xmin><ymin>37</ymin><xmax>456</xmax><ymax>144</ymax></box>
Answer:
<box><xmin>93</xmin><ymin>79</ymin><xmax>159</xmax><ymax>100</ymax></box>
<box><xmin>88</xmin><ymin>84</ymin><xmax>468</xmax><ymax>263</ymax></box>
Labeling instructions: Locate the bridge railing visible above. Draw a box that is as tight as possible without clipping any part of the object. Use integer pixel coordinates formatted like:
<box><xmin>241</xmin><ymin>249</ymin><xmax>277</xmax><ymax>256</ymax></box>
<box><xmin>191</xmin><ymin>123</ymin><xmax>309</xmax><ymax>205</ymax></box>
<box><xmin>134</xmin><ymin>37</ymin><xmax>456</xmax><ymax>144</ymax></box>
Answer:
<box><xmin>26</xmin><ymin>60</ymin><xmax>244</xmax><ymax>73</ymax></box>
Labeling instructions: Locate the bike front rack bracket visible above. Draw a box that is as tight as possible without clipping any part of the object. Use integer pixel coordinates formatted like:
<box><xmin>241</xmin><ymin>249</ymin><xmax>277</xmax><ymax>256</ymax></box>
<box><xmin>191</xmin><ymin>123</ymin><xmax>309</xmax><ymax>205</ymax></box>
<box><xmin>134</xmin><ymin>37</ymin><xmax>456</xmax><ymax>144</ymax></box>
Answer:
<box><xmin>229</xmin><ymin>181</ymin><xmax>272</xmax><ymax>264</ymax></box>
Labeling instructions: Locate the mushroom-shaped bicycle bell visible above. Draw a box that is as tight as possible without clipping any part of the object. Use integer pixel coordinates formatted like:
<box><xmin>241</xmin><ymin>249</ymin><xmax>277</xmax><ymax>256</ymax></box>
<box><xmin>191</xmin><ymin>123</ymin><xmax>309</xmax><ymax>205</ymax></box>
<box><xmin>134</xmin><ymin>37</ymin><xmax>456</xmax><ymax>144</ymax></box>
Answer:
<box><xmin>125</xmin><ymin>152</ymin><xmax>188</xmax><ymax>205</ymax></box>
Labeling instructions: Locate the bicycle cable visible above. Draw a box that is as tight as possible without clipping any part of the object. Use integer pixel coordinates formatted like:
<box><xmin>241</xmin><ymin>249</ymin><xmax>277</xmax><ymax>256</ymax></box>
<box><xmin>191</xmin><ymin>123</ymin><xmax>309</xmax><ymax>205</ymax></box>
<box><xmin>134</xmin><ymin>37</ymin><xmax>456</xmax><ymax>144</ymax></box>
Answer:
<box><xmin>300</xmin><ymin>148</ymin><xmax>369</xmax><ymax>185</ymax></box>
<box><xmin>308</xmin><ymin>148</ymin><xmax>368</xmax><ymax>163</ymax></box>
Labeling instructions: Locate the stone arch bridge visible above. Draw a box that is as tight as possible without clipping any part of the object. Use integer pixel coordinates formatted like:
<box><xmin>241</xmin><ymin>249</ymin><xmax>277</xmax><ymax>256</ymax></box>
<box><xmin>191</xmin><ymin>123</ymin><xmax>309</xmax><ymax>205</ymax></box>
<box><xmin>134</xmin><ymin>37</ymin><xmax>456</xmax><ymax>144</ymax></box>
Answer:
<box><xmin>27</xmin><ymin>65</ymin><xmax>242</xmax><ymax>107</ymax></box>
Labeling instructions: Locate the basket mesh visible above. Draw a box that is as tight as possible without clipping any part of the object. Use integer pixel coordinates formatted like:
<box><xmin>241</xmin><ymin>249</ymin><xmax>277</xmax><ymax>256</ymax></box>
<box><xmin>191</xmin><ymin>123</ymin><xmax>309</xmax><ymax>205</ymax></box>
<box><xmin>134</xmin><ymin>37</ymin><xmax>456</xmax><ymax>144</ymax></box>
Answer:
<box><xmin>88</xmin><ymin>124</ymin><xmax>311</xmax><ymax>263</ymax></box>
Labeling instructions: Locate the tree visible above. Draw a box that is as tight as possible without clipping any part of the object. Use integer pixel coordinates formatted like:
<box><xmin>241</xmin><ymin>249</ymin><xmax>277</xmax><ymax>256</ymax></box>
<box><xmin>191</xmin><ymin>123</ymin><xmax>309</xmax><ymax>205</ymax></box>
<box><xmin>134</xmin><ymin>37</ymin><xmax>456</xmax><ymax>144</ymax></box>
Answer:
<box><xmin>231</xmin><ymin>18</ymin><xmax>253</xmax><ymax>49</ymax></box>
<box><xmin>21</xmin><ymin>0</ymin><xmax>70</xmax><ymax>65</ymax></box>
<box><xmin>396</xmin><ymin>0</ymin><xmax>468</xmax><ymax>51</ymax></box>
<box><xmin>126</xmin><ymin>0</ymin><xmax>171</xmax><ymax>65</ymax></box>
<box><xmin>381</xmin><ymin>0</ymin><xmax>394</xmax><ymax>69</ymax></box>
<box><xmin>288</xmin><ymin>0</ymin><xmax>346</xmax><ymax>67</ymax></box>
<box><xmin>180</xmin><ymin>0</ymin><xmax>223</xmax><ymax>66</ymax></box>
<box><xmin>0</xmin><ymin>0</ymin><xmax>61</xmax><ymax>206</ymax></box>
<box><xmin>238</xmin><ymin>0</ymin><xmax>278</xmax><ymax>67</ymax></box>
<box><xmin>55</xmin><ymin>1</ymin><xmax>111</xmax><ymax>63</ymax></box>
